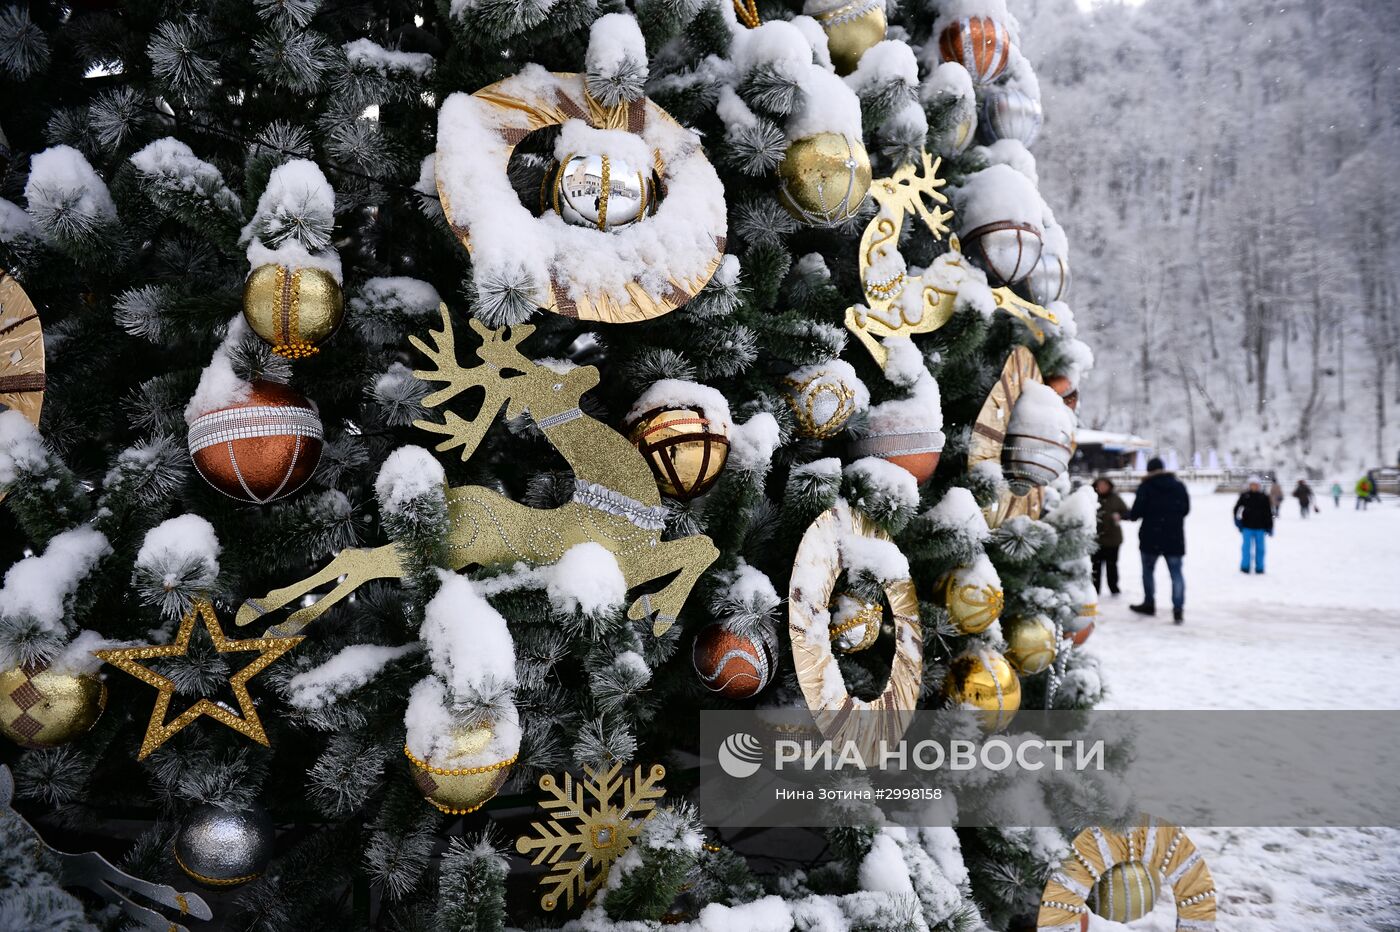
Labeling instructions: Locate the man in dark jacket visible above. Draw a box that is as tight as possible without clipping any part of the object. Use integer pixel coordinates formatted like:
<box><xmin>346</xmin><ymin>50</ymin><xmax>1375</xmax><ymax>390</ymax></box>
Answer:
<box><xmin>1234</xmin><ymin>477</ymin><xmax>1274</xmax><ymax>574</ymax></box>
<box><xmin>1127</xmin><ymin>457</ymin><xmax>1191</xmax><ymax>623</ymax></box>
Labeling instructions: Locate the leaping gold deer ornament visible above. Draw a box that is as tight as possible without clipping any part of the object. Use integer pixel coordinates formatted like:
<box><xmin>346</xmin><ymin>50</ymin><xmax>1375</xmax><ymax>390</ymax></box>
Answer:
<box><xmin>237</xmin><ymin>308</ymin><xmax>718</xmax><ymax>637</ymax></box>
<box><xmin>843</xmin><ymin>151</ymin><xmax>1058</xmax><ymax>369</ymax></box>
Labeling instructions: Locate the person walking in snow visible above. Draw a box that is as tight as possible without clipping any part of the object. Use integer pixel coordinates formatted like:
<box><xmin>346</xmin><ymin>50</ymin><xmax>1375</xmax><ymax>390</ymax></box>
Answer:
<box><xmin>1356</xmin><ymin>475</ymin><xmax>1374</xmax><ymax>510</ymax></box>
<box><xmin>1234</xmin><ymin>477</ymin><xmax>1274</xmax><ymax>574</ymax></box>
<box><xmin>1330</xmin><ymin>482</ymin><xmax>1343</xmax><ymax>508</ymax></box>
<box><xmin>1127</xmin><ymin>457</ymin><xmax>1190</xmax><ymax>623</ymax></box>
<box><xmin>1268</xmin><ymin>479</ymin><xmax>1284</xmax><ymax>518</ymax></box>
<box><xmin>1092</xmin><ymin>477</ymin><xmax>1130</xmax><ymax>596</ymax></box>
<box><xmin>1292</xmin><ymin>479</ymin><xmax>1317</xmax><ymax>519</ymax></box>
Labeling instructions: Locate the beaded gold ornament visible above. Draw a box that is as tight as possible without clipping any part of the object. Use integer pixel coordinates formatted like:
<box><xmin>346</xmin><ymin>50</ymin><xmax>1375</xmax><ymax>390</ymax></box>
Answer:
<box><xmin>95</xmin><ymin>599</ymin><xmax>302</xmax><ymax>759</ymax></box>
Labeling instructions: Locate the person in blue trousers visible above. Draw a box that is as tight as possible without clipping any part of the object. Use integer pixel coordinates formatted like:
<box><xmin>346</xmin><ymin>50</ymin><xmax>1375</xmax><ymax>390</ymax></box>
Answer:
<box><xmin>1127</xmin><ymin>457</ymin><xmax>1191</xmax><ymax>624</ymax></box>
<box><xmin>1233</xmin><ymin>477</ymin><xmax>1274</xmax><ymax>574</ymax></box>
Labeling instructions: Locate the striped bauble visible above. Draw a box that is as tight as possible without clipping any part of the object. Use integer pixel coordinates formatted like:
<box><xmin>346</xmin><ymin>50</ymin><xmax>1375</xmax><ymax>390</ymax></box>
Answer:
<box><xmin>938</xmin><ymin>16</ymin><xmax>1013</xmax><ymax>85</ymax></box>
<box><xmin>692</xmin><ymin>622</ymin><xmax>777</xmax><ymax>700</ymax></box>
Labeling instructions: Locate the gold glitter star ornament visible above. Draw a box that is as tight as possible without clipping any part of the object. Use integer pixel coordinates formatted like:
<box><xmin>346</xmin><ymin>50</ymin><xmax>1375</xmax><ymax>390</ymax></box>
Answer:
<box><xmin>516</xmin><ymin>762</ymin><xmax>667</xmax><ymax>911</ymax></box>
<box><xmin>95</xmin><ymin>600</ymin><xmax>302</xmax><ymax>759</ymax></box>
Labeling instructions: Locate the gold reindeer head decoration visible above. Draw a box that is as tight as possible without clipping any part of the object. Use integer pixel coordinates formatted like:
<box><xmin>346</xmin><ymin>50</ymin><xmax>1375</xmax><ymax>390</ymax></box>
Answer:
<box><xmin>844</xmin><ymin>150</ymin><xmax>1058</xmax><ymax>370</ymax></box>
<box><xmin>410</xmin><ymin>310</ymin><xmax>601</xmax><ymax>462</ymax></box>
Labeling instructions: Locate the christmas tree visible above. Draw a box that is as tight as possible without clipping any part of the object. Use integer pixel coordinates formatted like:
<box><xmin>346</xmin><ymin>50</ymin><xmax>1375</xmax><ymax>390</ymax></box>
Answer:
<box><xmin>0</xmin><ymin>0</ymin><xmax>1105</xmax><ymax>928</ymax></box>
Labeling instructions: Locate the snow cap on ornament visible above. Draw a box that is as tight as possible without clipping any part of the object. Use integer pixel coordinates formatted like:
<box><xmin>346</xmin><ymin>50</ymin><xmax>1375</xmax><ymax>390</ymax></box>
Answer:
<box><xmin>240</xmin><ymin>160</ymin><xmax>344</xmax><ymax>359</ymax></box>
<box><xmin>921</xmin><ymin>62</ymin><xmax>978</xmax><ymax>157</ymax></box>
<box><xmin>955</xmin><ymin>163</ymin><xmax>1048</xmax><ymax>286</ymax></box>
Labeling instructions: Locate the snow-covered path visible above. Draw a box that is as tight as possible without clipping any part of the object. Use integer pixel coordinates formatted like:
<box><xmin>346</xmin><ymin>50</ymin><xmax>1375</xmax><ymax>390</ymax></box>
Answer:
<box><xmin>1083</xmin><ymin>487</ymin><xmax>1400</xmax><ymax>930</ymax></box>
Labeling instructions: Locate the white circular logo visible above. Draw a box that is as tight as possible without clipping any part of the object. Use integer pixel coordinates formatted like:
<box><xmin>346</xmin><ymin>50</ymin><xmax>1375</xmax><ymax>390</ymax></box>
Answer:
<box><xmin>718</xmin><ymin>732</ymin><xmax>764</xmax><ymax>779</ymax></box>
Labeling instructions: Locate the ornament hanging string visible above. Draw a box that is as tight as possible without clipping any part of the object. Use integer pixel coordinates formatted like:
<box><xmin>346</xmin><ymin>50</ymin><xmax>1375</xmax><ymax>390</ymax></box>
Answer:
<box><xmin>732</xmin><ymin>0</ymin><xmax>761</xmax><ymax>28</ymax></box>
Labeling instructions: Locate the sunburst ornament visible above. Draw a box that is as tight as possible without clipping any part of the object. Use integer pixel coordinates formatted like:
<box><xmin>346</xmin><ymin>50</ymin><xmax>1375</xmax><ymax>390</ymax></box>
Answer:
<box><xmin>516</xmin><ymin>761</ymin><xmax>667</xmax><ymax>911</ymax></box>
<box><xmin>95</xmin><ymin>599</ymin><xmax>302</xmax><ymax>759</ymax></box>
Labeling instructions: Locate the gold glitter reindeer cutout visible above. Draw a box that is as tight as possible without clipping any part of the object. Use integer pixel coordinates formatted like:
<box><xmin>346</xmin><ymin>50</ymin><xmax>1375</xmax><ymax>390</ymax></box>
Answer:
<box><xmin>843</xmin><ymin>151</ymin><xmax>1058</xmax><ymax>369</ymax></box>
<box><xmin>238</xmin><ymin>307</ymin><xmax>717</xmax><ymax>637</ymax></box>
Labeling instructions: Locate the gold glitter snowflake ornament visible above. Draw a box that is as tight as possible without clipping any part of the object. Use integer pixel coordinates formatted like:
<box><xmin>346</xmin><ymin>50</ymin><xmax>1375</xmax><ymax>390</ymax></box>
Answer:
<box><xmin>515</xmin><ymin>761</ymin><xmax>666</xmax><ymax>911</ymax></box>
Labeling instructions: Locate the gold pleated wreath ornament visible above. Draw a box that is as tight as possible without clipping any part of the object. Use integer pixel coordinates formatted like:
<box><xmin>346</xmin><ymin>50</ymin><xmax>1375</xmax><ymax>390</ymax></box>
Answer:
<box><xmin>0</xmin><ymin>271</ymin><xmax>46</xmax><ymax>508</ymax></box>
<box><xmin>968</xmin><ymin>346</ymin><xmax>1055</xmax><ymax>528</ymax></box>
<box><xmin>788</xmin><ymin>500</ymin><xmax>923</xmax><ymax>762</ymax></box>
<box><xmin>434</xmin><ymin>53</ymin><xmax>726</xmax><ymax>324</ymax></box>
<box><xmin>1037</xmin><ymin>819</ymin><xmax>1217</xmax><ymax>931</ymax></box>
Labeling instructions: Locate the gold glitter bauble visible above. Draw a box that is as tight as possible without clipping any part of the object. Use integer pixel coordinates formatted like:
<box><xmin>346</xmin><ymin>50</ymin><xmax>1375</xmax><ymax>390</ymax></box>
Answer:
<box><xmin>809</xmin><ymin>0</ymin><xmax>887</xmax><ymax>75</ymax></box>
<box><xmin>0</xmin><ymin>660</ymin><xmax>105</xmax><ymax>748</ymax></box>
<box><xmin>1003</xmin><ymin>614</ymin><xmax>1057</xmax><ymax>675</ymax></box>
<box><xmin>242</xmin><ymin>265</ymin><xmax>344</xmax><ymax>359</ymax></box>
<box><xmin>777</xmin><ymin>133</ymin><xmax>872</xmax><ymax>226</ymax></box>
<box><xmin>1092</xmin><ymin>861</ymin><xmax>1160</xmax><ymax>923</ymax></box>
<box><xmin>627</xmin><ymin>407</ymin><xmax>730</xmax><ymax>501</ymax></box>
<box><xmin>942</xmin><ymin>565</ymin><xmax>1004</xmax><ymax>635</ymax></box>
<box><xmin>406</xmin><ymin>723</ymin><xmax>517</xmax><ymax>815</ymax></box>
<box><xmin>945</xmin><ymin>651</ymin><xmax>1019</xmax><ymax>731</ymax></box>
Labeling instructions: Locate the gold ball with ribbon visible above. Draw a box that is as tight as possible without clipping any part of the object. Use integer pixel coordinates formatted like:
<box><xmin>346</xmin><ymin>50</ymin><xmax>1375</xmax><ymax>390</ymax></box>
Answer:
<box><xmin>777</xmin><ymin>133</ymin><xmax>872</xmax><ymax>226</ymax></box>
<box><xmin>405</xmin><ymin>723</ymin><xmax>517</xmax><ymax>815</ymax></box>
<box><xmin>808</xmin><ymin>0</ymin><xmax>887</xmax><ymax>75</ymax></box>
<box><xmin>945</xmin><ymin>650</ymin><xmax>1019</xmax><ymax>731</ymax></box>
<box><xmin>626</xmin><ymin>407</ymin><xmax>730</xmax><ymax>501</ymax></box>
<box><xmin>1092</xmin><ymin>861</ymin><xmax>1161</xmax><ymax>923</ymax></box>
<box><xmin>0</xmin><ymin>660</ymin><xmax>106</xmax><ymax>749</ymax></box>
<box><xmin>242</xmin><ymin>265</ymin><xmax>344</xmax><ymax>359</ymax></box>
<box><xmin>942</xmin><ymin>565</ymin><xmax>1004</xmax><ymax>635</ymax></box>
<box><xmin>1003</xmin><ymin>614</ymin><xmax>1058</xmax><ymax>675</ymax></box>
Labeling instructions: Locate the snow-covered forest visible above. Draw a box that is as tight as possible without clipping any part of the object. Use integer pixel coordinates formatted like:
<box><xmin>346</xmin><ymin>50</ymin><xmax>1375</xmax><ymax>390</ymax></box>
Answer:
<box><xmin>1020</xmin><ymin>0</ymin><xmax>1400</xmax><ymax>474</ymax></box>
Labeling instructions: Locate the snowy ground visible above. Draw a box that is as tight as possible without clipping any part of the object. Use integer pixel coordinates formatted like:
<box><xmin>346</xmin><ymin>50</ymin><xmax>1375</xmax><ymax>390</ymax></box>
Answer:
<box><xmin>1083</xmin><ymin>487</ymin><xmax>1400</xmax><ymax>931</ymax></box>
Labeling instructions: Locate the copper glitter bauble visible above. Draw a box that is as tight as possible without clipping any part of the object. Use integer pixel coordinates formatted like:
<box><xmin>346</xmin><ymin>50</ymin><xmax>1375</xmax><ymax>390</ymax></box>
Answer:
<box><xmin>807</xmin><ymin>0</ymin><xmax>887</xmax><ymax>75</ymax></box>
<box><xmin>242</xmin><ymin>265</ymin><xmax>344</xmax><ymax>359</ymax></box>
<box><xmin>1003</xmin><ymin>614</ymin><xmax>1058</xmax><ymax>675</ymax></box>
<box><xmin>0</xmin><ymin>660</ymin><xmax>105</xmax><ymax>749</ymax></box>
<box><xmin>187</xmin><ymin>380</ymin><xmax>323</xmax><ymax>504</ymax></box>
<box><xmin>627</xmin><ymin>406</ymin><xmax>730</xmax><ymax>501</ymax></box>
<box><xmin>405</xmin><ymin>722</ymin><xmax>517</xmax><ymax>815</ymax></box>
<box><xmin>938</xmin><ymin>16</ymin><xmax>1012</xmax><ymax>85</ymax></box>
<box><xmin>777</xmin><ymin>133</ymin><xmax>872</xmax><ymax>226</ymax></box>
<box><xmin>945</xmin><ymin>650</ymin><xmax>1020</xmax><ymax>731</ymax></box>
<box><xmin>692</xmin><ymin>622</ymin><xmax>777</xmax><ymax>700</ymax></box>
<box><xmin>850</xmin><ymin>428</ymin><xmax>943</xmax><ymax>484</ymax></box>
<box><xmin>1091</xmin><ymin>861</ymin><xmax>1161</xmax><ymax>923</ymax></box>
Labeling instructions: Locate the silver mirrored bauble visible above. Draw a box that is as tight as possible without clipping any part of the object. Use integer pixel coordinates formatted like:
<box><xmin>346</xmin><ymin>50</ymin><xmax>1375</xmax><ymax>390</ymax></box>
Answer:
<box><xmin>551</xmin><ymin>154</ymin><xmax>651</xmax><ymax>231</ymax></box>
<box><xmin>964</xmin><ymin>222</ymin><xmax>1044</xmax><ymax>286</ymax></box>
<box><xmin>1024</xmin><ymin>248</ymin><xmax>1071</xmax><ymax>305</ymax></box>
<box><xmin>174</xmin><ymin>803</ymin><xmax>275</xmax><ymax>887</ymax></box>
<box><xmin>981</xmin><ymin>87</ymin><xmax>1043</xmax><ymax>147</ymax></box>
